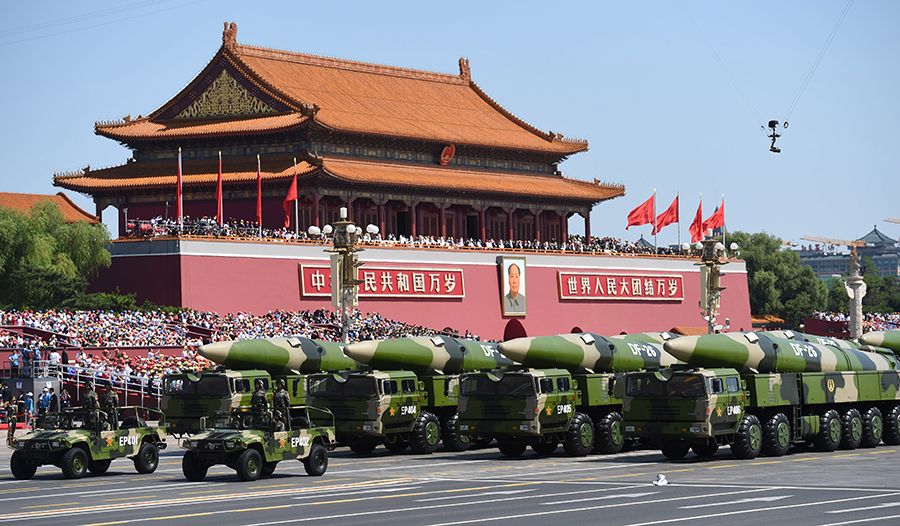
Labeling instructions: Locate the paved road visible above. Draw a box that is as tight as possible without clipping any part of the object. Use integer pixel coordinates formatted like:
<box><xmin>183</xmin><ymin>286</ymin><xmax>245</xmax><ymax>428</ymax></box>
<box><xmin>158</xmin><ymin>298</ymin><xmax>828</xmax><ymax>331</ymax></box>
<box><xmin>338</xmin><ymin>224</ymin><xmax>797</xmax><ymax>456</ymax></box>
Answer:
<box><xmin>1</xmin><ymin>442</ymin><xmax>898</xmax><ymax>526</ymax></box>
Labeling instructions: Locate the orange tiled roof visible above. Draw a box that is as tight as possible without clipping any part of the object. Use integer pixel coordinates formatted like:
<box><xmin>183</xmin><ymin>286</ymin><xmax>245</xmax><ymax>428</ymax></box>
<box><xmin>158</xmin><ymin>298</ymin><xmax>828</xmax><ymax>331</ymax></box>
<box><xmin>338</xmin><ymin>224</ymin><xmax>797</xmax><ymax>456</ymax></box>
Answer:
<box><xmin>0</xmin><ymin>192</ymin><xmax>98</xmax><ymax>223</ymax></box>
<box><xmin>97</xmin><ymin>113</ymin><xmax>309</xmax><ymax>141</ymax></box>
<box><xmin>54</xmin><ymin>156</ymin><xmax>623</xmax><ymax>203</ymax></box>
<box><xmin>54</xmin><ymin>158</ymin><xmax>319</xmax><ymax>192</ymax></box>
<box><xmin>670</xmin><ymin>327</ymin><xmax>710</xmax><ymax>336</ymax></box>
<box><xmin>751</xmin><ymin>315</ymin><xmax>785</xmax><ymax>324</ymax></box>
<box><xmin>320</xmin><ymin>157</ymin><xmax>623</xmax><ymax>201</ymax></box>
<box><xmin>96</xmin><ymin>27</ymin><xmax>588</xmax><ymax>155</ymax></box>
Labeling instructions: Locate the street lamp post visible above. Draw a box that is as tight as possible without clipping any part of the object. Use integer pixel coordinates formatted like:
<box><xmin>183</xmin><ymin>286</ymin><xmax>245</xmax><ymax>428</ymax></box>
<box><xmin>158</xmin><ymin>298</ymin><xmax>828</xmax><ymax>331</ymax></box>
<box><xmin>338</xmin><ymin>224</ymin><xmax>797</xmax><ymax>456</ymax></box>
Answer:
<box><xmin>695</xmin><ymin>234</ymin><xmax>738</xmax><ymax>334</ymax></box>
<box><xmin>308</xmin><ymin>207</ymin><xmax>379</xmax><ymax>344</ymax></box>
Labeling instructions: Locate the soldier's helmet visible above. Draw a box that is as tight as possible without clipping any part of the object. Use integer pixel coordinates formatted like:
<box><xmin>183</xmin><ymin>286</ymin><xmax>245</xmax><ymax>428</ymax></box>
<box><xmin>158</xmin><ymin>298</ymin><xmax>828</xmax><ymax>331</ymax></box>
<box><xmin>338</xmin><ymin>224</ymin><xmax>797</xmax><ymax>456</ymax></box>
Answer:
<box><xmin>255</xmin><ymin>379</ymin><xmax>264</xmax><ymax>390</ymax></box>
<box><xmin>276</xmin><ymin>379</ymin><xmax>285</xmax><ymax>389</ymax></box>
<box><xmin>86</xmin><ymin>380</ymin><xmax>95</xmax><ymax>389</ymax></box>
<box><xmin>273</xmin><ymin>410</ymin><xmax>282</xmax><ymax>420</ymax></box>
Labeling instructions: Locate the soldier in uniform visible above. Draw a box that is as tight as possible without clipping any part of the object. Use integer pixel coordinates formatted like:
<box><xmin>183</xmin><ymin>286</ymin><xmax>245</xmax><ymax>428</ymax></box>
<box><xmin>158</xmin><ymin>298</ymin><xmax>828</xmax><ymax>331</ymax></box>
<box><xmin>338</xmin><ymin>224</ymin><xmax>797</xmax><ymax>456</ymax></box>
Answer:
<box><xmin>273</xmin><ymin>379</ymin><xmax>290</xmax><ymax>426</ymax></box>
<box><xmin>273</xmin><ymin>410</ymin><xmax>285</xmax><ymax>432</ymax></box>
<box><xmin>5</xmin><ymin>394</ymin><xmax>17</xmax><ymax>443</ymax></box>
<box><xmin>251</xmin><ymin>379</ymin><xmax>268</xmax><ymax>429</ymax></box>
<box><xmin>101</xmin><ymin>381</ymin><xmax>119</xmax><ymax>428</ymax></box>
<box><xmin>82</xmin><ymin>381</ymin><xmax>99</xmax><ymax>430</ymax></box>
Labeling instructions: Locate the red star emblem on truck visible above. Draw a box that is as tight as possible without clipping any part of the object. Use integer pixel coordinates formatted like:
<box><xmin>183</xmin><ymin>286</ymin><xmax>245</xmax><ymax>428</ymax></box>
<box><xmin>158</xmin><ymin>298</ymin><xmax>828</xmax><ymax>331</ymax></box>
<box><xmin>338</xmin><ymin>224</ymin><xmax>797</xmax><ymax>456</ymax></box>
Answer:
<box><xmin>390</xmin><ymin>407</ymin><xmax>396</xmax><ymax>416</ymax></box>
<box><xmin>279</xmin><ymin>438</ymin><xmax>286</xmax><ymax>448</ymax></box>
<box><xmin>106</xmin><ymin>437</ymin><xmax>114</xmax><ymax>446</ymax></box>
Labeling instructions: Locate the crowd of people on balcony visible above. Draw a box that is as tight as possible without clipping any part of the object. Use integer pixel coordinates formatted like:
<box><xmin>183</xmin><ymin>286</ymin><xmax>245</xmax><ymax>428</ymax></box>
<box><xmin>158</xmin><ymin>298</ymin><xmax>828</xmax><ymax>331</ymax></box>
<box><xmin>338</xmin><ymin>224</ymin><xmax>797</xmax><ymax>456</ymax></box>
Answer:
<box><xmin>812</xmin><ymin>310</ymin><xmax>900</xmax><ymax>332</ymax></box>
<box><xmin>122</xmin><ymin>216</ymin><xmax>689</xmax><ymax>257</ymax></box>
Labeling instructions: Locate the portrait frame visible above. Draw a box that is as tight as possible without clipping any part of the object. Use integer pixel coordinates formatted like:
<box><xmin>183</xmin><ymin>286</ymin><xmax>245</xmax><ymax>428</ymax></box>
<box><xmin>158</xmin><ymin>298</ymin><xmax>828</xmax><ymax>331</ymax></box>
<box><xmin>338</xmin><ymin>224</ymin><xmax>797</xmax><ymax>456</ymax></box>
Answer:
<box><xmin>501</xmin><ymin>256</ymin><xmax>527</xmax><ymax>316</ymax></box>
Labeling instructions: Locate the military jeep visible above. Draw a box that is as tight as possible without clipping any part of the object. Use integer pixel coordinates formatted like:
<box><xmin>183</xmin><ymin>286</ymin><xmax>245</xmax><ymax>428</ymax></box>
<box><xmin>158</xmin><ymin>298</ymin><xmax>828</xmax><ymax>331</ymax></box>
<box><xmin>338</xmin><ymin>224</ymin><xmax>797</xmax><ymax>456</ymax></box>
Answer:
<box><xmin>8</xmin><ymin>406</ymin><xmax>167</xmax><ymax>479</ymax></box>
<box><xmin>180</xmin><ymin>405</ymin><xmax>336</xmax><ymax>481</ymax></box>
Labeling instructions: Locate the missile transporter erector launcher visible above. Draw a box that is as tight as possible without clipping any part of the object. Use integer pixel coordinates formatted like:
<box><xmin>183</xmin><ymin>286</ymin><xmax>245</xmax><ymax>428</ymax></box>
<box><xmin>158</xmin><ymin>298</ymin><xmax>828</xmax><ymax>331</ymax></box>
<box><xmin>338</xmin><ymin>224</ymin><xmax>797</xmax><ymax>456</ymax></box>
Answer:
<box><xmin>457</xmin><ymin>332</ymin><xmax>678</xmax><ymax>457</ymax></box>
<box><xmin>622</xmin><ymin>332</ymin><xmax>900</xmax><ymax>460</ymax></box>
<box><xmin>307</xmin><ymin>335</ymin><xmax>513</xmax><ymax>455</ymax></box>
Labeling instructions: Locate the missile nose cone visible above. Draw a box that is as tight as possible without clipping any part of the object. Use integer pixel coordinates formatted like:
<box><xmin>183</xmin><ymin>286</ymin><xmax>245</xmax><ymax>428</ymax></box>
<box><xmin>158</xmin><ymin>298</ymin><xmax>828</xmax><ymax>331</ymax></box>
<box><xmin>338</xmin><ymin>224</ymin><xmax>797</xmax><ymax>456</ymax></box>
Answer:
<box><xmin>198</xmin><ymin>341</ymin><xmax>231</xmax><ymax>364</ymax></box>
<box><xmin>498</xmin><ymin>338</ymin><xmax>531</xmax><ymax>363</ymax></box>
<box><xmin>343</xmin><ymin>340</ymin><xmax>378</xmax><ymax>364</ymax></box>
<box><xmin>663</xmin><ymin>336</ymin><xmax>699</xmax><ymax>362</ymax></box>
<box><xmin>858</xmin><ymin>333</ymin><xmax>878</xmax><ymax>346</ymax></box>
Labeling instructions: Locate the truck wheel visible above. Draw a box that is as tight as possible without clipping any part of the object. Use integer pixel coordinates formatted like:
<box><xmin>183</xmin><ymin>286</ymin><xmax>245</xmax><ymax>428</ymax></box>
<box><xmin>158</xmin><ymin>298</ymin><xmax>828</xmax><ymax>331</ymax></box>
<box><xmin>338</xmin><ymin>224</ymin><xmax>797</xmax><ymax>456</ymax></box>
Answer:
<box><xmin>88</xmin><ymin>459</ymin><xmax>112</xmax><ymax>474</ymax></box>
<box><xmin>291</xmin><ymin>417</ymin><xmax>309</xmax><ymax>429</ymax></box>
<box><xmin>121</xmin><ymin>415</ymin><xmax>145</xmax><ymax>429</ymax></box>
<box><xmin>182</xmin><ymin>452</ymin><xmax>208</xmax><ymax>482</ymax></box>
<box><xmin>497</xmin><ymin>441</ymin><xmax>526</xmax><ymax>457</ymax></box>
<box><xmin>594</xmin><ymin>411</ymin><xmax>624</xmax><ymax>454</ymax></box>
<box><xmin>732</xmin><ymin>414</ymin><xmax>762</xmax><ymax>459</ymax></box>
<box><xmin>814</xmin><ymin>409</ymin><xmax>841</xmax><ymax>452</ymax></box>
<box><xmin>532</xmin><ymin>441</ymin><xmax>558</xmax><ymax>456</ymax></box>
<box><xmin>236</xmin><ymin>449</ymin><xmax>262</xmax><ymax>481</ymax></box>
<box><xmin>762</xmin><ymin>413</ymin><xmax>791</xmax><ymax>457</ymax></box>
<box><xmin>349</xmin><ymin>440</ymin><xmax>378</xmax><ymax>455</ymax></box>
<box><xmin>860</xmin><ymin>407</ymin><xmax>883</xmax><ymax>448</ymax></box>
<box><xmin>563</xmin><ymin>412</ymin><xmax>594</xmax><ymax>457</ymax></box>
<box><xmin>62</xmin><ymin>448</ymin><xmax>88</xmax><ymax>479</ymax></box>
<box><xmin>262</xmin><ymin>461</ymin><xmax>278</xmax><ymax>477</ymax></box>
<box><xmin>691</xmin><ymin>439</ymin><xmax>718</xmax><ymax>458</ymax></box>
<box><xmin>839</xmin><ymin>408</ymin><xmax>862</xmax><ymax>450</ymax></box>
<box><xmin>303</xmin><ymin>443</ymin><xmax>328</xmax><ymax>476</ymax></box>
<box><xmin>384</xmin><ymin>435</ymin><xmax>409</xmax><ymax>452</ymax></box>
<box><xmin>883</xmin><ymin>405</ymin><xmax>900</xmax><ymax>445</ymax></box>
<box><xmin>442</xmin><ymin>414</ymin><xmax>471</xmax><ymax>452</ymax></box>
<box><xmin>10</xmin><ymin>451</ymin><xmax>37</xmax><ymax>480</ymax></box>
<box><xmin>409</xmin><ymin>411</ymin><xmax>441</xmax><ymax>454</ymax></box>
<box><xmin>134</xmin><ymin>442</ymin><xmax>159</xmax><ymax>474</ymax></box>
<box><xmin>659</xmin><ymin>439</ymin><xmax>689</xmax><ymax>460</ymax></box>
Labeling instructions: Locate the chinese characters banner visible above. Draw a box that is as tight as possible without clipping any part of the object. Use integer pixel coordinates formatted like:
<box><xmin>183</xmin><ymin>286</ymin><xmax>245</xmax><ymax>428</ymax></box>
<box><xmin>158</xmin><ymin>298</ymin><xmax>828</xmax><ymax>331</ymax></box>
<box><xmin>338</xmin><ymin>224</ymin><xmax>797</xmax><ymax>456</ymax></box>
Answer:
<box><xmin>557</xmin><ymin>272</ymin><xmax>683</xmax><ymax>301</ymax></box>
<box><xmin>300</xmin><ymin>265</ymin><xmax>465</xmax><ymax>298</ymax></box>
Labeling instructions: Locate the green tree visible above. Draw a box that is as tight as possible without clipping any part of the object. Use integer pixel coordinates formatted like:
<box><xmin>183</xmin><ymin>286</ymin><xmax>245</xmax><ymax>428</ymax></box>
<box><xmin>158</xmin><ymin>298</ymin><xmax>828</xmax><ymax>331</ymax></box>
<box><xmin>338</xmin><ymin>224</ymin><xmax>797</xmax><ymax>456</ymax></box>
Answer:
<box><xmin>0</xmin><ymin>199</ymin><xmax>112</xmax><ymax>309</ymax></box>
<box><xmin>727</xmin><ymin>231</ymin><xmax>827</xmax><ymax>327</ymax></box>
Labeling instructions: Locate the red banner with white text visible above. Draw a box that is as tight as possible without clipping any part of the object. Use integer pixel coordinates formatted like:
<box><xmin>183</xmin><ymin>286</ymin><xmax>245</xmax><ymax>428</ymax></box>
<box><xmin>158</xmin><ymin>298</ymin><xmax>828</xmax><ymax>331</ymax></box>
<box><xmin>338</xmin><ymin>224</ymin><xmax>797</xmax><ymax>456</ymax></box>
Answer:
<box><xmin>558</xmin><ymin>272</ymin><xmax>683</xmax><ymax>301</ymax></box>
<box><xmin>300</xmin><ymin>265</ymin><xmax>465</xmax><ymax>298</ymax></box>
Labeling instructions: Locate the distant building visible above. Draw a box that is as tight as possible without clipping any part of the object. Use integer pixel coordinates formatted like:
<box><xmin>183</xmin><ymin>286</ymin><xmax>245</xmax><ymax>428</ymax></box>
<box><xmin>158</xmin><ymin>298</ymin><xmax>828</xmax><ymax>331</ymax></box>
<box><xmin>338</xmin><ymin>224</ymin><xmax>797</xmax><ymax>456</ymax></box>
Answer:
<box><xmin>0</xmin><ymin>192</ymin><xmax>99</xmax><ymax>224</ymax></box>
<box><xmin>799</xmin><ymin>226</ymin><xmax>899</xmax><ymax>278</ymax></box>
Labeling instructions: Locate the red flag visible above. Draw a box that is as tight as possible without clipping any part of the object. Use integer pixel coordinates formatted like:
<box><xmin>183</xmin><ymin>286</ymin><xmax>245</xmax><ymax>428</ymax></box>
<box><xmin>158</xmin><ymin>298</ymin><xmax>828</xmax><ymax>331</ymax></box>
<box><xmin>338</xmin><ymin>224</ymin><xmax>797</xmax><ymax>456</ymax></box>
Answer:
<box><xmin>176</xmin><ymin>147</ymin><xmax>183</xmax><ymax>223</ymax></box>
<box><xmin>689</xmin><ymin>200</ymin><xmax>703</xmax><ymax>243</ymax></box>
<box><xmin>283</xmin><ymin>159</ymin><xmax>298</xmax><ymax>228</ymax></box>
<box><xmin>256</xmin><ymin>154</ymin><xmax>262</xmax><ymax>229</ymax></box>
<box><xmin>216</xmin><ymin>151</ymin><xmax>223</xmax><ymax>226</ymax></box>
<box><xmin>703</xmin><ymin>198</ymin><xmax>725</xmax><ymax>234</ymax></box>
<box><xmin>652</xmin><ymin>195</ymin><xmax>678</xmax><ymax>235</ymax></box>
<box><xmin>626</xmin><ymin>195</ymin><xmax>655</xmax><ymax>230</ymax></box>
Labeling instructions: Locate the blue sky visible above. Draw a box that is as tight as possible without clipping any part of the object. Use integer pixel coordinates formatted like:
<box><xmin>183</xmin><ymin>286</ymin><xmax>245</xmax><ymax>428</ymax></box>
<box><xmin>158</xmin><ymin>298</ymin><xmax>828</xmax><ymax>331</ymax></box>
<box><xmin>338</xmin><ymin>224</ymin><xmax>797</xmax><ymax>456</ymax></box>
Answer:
<box><xmin>2</xmin><ymin>1</ymin><xmax>897</xmax><ymax>246</ymax></box>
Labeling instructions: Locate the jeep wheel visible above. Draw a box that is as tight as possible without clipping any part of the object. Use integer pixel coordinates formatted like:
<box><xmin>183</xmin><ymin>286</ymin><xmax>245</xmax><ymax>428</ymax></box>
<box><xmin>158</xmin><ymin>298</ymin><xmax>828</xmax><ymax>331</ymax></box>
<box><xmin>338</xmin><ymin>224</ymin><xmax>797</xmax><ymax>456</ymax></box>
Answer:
<box><xmin>409</xmin><ymin>411</ymin><xmax>441</xmax><ymax>454</ymax></box>
<box><xmin>121</xmin><ymin>415</ymin><xmax>145</xmax><ymax>429</ymax></box>
<box><xmin>762</xmin><ymin>412</ymin><xmax>791</xmax><ymax>457</ymax></box>
<box><xmin>182</xmin><ymin>452</ymin><xmax>208</xmax><ymax>482</ymax></box>
<box><xmin>10</xmin><ymin>451</ymin><xmax>37</xmax><ymax>480</ymax></box>
<box><xmin>384</xmin><ymin>435</ymin><xmax>409</xmax><ymax>452</ymax></box>
<box><xmin>531</xmin><ymin>440</ymin><xmax>558</xmax><ymax>456</ymax></box>
<box><xmin>860</xmin><ymin>407</ymin><xmax>883</xmax><ymax>449</ymax></box>
<box><xmin>659</xmin><ymin>439</ymin><xmax>689</xmax><ymax>460</ymax></box>
<box><xmin>839</xmin><ymin>408</ymin><xmax>863</xmax><ymax>450</ymax></box>
<box><xmin>88</xmin><ymin>459</ymin><xmax>112</xmax><ymax>475</ymax></box>
<box><xmin>563</xmin><ymin>412</ymin><xmax>594</xmax><ymax>457</ymax></box>
<box><xmin>732</xmin><ymin>414</ymin><xmax>762</xmax><ymax>459</ymax></box>
<box><xmin>262</xmin><ymin>461</ymin><xmax>278</xmax><ymax>477</ymax></box>
<box><xmin>349</xmin><ymin>440</ymin><xmax>378</xmax><ymax>455</ymax></box>
<box><xmin>497</xmin><ymin>440</ymin><xmax>526</xmax><ymax>457</ymax></box>
<box><xmin>62</xmin><ymin>448</ymin><xmax>88</xmax><ymax>479</ymax></box>
<box><xmin>442</xmin><ymin>414</ymin><xmax>471</xmax><ymax>452</ymax></box>
<box><xmin>814</xmin><ymin>409</ymin><xmax>841</xmax><ymax>452</ymax></box>
<box><xmin>594</xmin><ymin>411</ymin><xmax>624</xmax><ymax>454</ymax></box>
<box><xmin>304</xmin><ymin>443</ymin><xmax>328</xmax><ymax>476</ymax></box>
<box><xmin>237</xmin><ymin>449</ymin><xmax>262</xmax><ymax>481</ymax></box>
<box><xmin>134</xmin><ymin>442</ymin><xmax>159</xmax><ymax>474</ymax></box>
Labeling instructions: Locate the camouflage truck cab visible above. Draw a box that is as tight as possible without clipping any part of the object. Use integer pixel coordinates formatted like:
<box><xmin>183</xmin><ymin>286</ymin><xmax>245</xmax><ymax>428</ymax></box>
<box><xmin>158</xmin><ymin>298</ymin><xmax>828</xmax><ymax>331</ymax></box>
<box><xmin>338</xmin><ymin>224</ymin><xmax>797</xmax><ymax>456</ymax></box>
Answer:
<box><xmin>162</xmin><ymin>369</ymin><xmax>306</xmax><ymax>436</ymax></box>
<box><xmin>623</xmin><ymin>367</ymin><xmax>900</xmax><ymax>460</ymax></box>
<box><xmin>457</xmin><ymin>369</ymin><xmax>596</xmax><ymax>457</ymax></box>
<box><xmin>181</xmin><ymin>405</ymin><xmax>336</xmax><ymax>481</ymax></box>
<box><xmin>9</xmin><ymin>406</ymin><xmax>167</xmax><ymax>479</ymax></box>
<box><xmin>307</xmin><ymin>370</ymin><xmax>447</xmax><ymax>455</ymax></box>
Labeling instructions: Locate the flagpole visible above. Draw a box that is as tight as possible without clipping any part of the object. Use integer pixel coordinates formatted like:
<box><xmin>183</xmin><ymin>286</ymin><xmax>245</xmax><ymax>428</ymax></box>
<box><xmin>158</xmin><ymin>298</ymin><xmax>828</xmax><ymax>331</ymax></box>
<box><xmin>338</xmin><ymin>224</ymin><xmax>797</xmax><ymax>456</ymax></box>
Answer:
<box><xmin>653</xmin><ymin>188</ymin><xmax>657</xmax><ymax>253</ymax></box>
<box><xmin>722</xmin><ymin>194</ymin><xmax>726</xmax><ymax>254</ymax></box>
<box><xmin>216</xmin><ymin>151</ymin><xmax>223</xmax><ymax>226</ymax></box>
<box><xmin>177</xmin><ymin>147</ymin><xmax>183</xmax><ymax>233</ymax></box>
<box><xmin>257</xmin><ymin>154</ymin><xmax>262</xmax><ymax>238</ymax></box>
<box><xmin>676</xmin><ymin>191</ymin><xmax>681</xmax><ymax>248</ymax></box>
<box><xmin>293</xmin><ymin>158</ymin><xmax>299</xmax><ymax>237</ymax></box>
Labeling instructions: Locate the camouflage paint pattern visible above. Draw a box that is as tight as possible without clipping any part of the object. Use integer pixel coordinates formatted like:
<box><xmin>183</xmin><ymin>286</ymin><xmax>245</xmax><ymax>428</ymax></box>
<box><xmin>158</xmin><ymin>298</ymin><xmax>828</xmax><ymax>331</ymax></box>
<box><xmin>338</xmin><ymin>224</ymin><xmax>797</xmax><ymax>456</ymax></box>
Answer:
<box><xmin>859</xmin><ymin>330</ymin><xmax>900</xmax><ymax>354</ymax></box>
<box><xmin>343</xmin><ymin>336</ymin><xmax>514</xmax><ymax>375</ymax></box>
<box><xmin>619</xmin><ymin>332</ymin><xmax>680</xmax><ymax>345</ymax></box>
<box><xmin>199</xmin><ymin>337</ymin><xmax>359</xmax><ymax>375</ymax></box>
<box><xmin>664</xmin><ymin>332</ymin><xmax>900</xmax><ymax>374</ymax></box>
<box><xmin>498</xmin><ymin>332</ymin><xmax>677</xmax><ymax>374</ymax></box>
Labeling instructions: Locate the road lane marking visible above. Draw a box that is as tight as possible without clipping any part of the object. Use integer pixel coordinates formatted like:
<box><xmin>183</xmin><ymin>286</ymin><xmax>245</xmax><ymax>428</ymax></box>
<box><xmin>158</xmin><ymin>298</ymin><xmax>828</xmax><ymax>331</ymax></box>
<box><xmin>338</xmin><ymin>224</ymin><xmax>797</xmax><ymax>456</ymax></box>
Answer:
<box><xmin>248</xmin><ymin>484</ymin><xmax>296</xmax><ymax>490</ymax></box>
<box><xmin>751</xmin><ymin>461</ymin><xmax>781</xmax><ymax>465</ymax></box>
<box><xmin>705</xmin><ymin>464</ymin><xmax>740</xmax><ymax>469</ymax></box>
<box><xmin>820</xmin><ymin>513</ymin><xmax>900</xmax><ymax>525</ymax></box>
<box><xmin>792</xmin><ymin>457</ymin><xmax>821</xmax><ymax>461</ymax></box>
<box><xmin>22</xmin><ymin>502</ymin><xmax>79</xmax><ymax>509</ymax></box>
<box><xmin>178</xmin><ymin>490</ymin><xmax>229</xmax><ymax>495</ymax></box>
<box><xmin>834</xmin><ymin>454</ymin><xmax>860</xmax><ymax>458</ymax></box>
<box><xmin>660</xmin><ymin>469</ymin><xmax>695</xmax><ymax>473</ymax></box>
<box><xmin>679</xmin><ymin>495</ymin><xmax>792</xmax><ymax>509</ymax></box>
<box><xmin>609</xmin><ymin>473</ymin><xmax>646</xmax><ymax>478</ymax></box>
<box><xmin>826</xmin><ymin>501</ymin><xmax>900</xmax><ymax>513</ymax></box>
<box><xmin>102</xmin><ymin>496</ymin><xmax>157</xmax><ymax>502</ymax></box>
<box><xmin>314</xmin><ymin>478</ymin><xmax>352</xmax><ymax>483</ymax></box>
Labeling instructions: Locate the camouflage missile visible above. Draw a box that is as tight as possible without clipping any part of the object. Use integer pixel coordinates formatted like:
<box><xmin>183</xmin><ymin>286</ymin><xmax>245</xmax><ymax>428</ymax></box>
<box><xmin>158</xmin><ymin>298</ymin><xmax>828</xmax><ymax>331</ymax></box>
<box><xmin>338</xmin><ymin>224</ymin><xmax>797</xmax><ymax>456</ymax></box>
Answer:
<box><xmin>497</xmin><ymin>333</ymin><xmax>678</xmax><ymax>374</ymax></box>
<box><xmin>766</xmin><ymin>330</ymin><xmax>858</xmax><ymax>350</ymax></box>
<box><xmin>342</xmin><ymin>335</ymin><xmax>514</xmax><ymax>375</ymax></box>
<box><xmin>199</xmin><ymin>337</ymin><xmax>359</xmax><ymax>375</ymax></box>
<box><xmin>663</xmin><ymin>332</ymin><xmax>900</xmax><ymax>374</ymax></box>
<box><xmin>859</xmin><ymin>330</ymin><xmax>900</xmax><ymax>354</ymax></box>
<box><xmin>618</xmin><ymin>332</ymin><xmax>680</xmax><ymax>345</ymax></box>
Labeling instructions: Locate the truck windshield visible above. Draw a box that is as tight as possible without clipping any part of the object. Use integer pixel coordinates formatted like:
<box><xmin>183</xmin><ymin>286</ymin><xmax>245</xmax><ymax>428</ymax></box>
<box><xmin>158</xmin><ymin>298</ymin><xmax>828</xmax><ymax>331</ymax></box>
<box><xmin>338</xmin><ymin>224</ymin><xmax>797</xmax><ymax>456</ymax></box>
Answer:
<box><xmin>626</xmin><ymin>374</ymin><xmax>706</xmax><ymax>398</ymax></box>
<box><xmin>164</xmin><ymin>375</ymin><xmax>230</xmax><ymax>396</ymax></box>
<box><xmin>309</xmin><ymin>376</ymin><xmax>378</xmax><ymax>398</ymax></box>
<box><xmin>460</xmin><ymin>375</ymin><xmax>535</xmax><ymax>397</ymax></box>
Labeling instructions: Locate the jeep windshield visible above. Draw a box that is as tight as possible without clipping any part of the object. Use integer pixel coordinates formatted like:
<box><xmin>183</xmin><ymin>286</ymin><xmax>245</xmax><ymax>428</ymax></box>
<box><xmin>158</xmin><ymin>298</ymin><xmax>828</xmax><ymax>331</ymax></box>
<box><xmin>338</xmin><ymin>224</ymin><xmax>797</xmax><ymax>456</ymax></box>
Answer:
<box><xmin>626</xmin><ymin>374</ymin><xmax>706</xmax><ymax>398</ymax></box>
<box><xmin>309</xmin><ymin>376</ymin><xmax>378</xmax><ymax>398</ymax></box>
<box><xmin>460</xmin><ymin>375</ymin><xmax>535</xmax><ymax>397</ymax></box>
<box><xmin>163</xmin><ymin>375</ymin><xmax>230</xmax><ymax>396</ymax></box>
